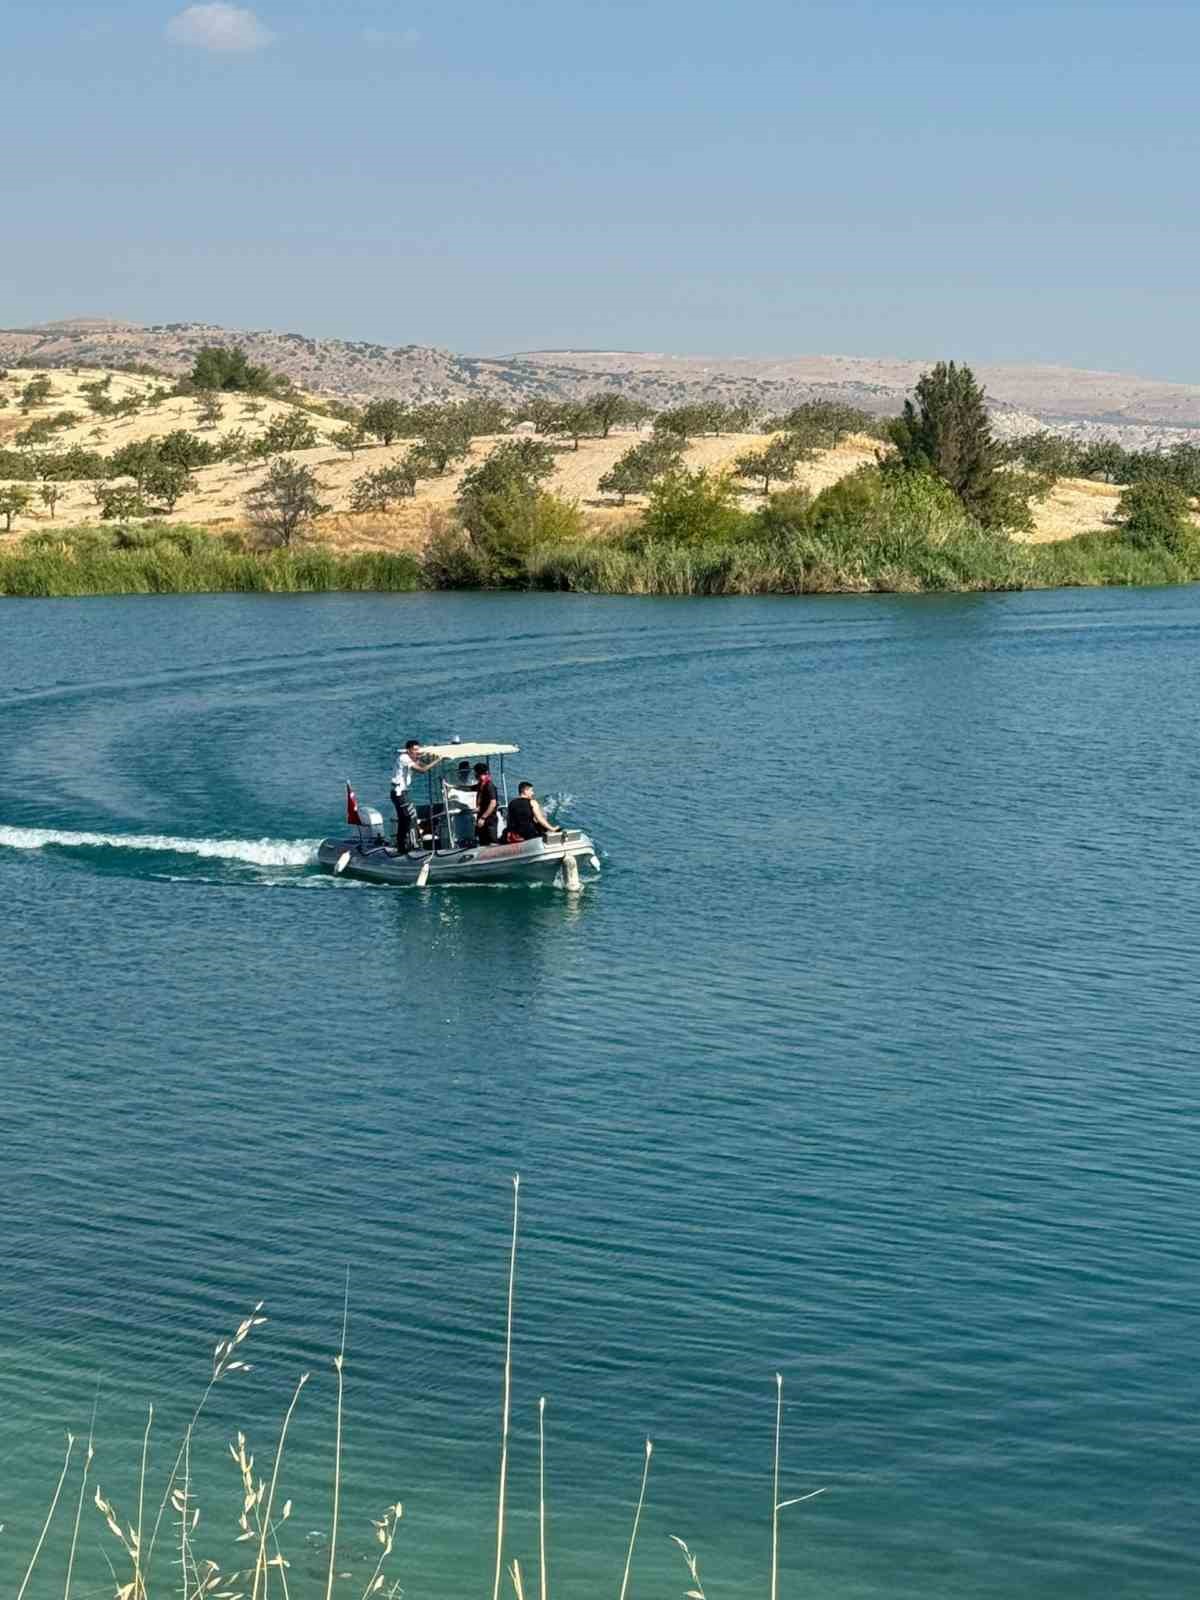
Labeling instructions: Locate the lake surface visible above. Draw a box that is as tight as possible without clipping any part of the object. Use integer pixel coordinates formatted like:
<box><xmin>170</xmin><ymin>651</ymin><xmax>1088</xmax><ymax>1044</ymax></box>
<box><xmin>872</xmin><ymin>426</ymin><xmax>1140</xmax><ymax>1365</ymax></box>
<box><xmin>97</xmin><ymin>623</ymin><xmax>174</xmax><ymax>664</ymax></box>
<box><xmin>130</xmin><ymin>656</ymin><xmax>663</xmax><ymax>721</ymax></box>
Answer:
<box><xmin>1</xmin><ymin>588</ymin><xmax>1197</xmax><ymax>1600</ymax></box>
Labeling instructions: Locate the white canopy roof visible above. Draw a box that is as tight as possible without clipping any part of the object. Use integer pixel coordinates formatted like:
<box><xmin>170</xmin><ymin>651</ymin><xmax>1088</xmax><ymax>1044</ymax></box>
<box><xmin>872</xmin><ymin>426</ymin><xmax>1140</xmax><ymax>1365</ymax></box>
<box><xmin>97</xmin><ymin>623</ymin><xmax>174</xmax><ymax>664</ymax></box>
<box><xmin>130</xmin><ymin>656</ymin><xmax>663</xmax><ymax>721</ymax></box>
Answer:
<box><xmin>418</xmin><ymin>742</ymin><xmax>520</xmax><ymax>760</ymax></box>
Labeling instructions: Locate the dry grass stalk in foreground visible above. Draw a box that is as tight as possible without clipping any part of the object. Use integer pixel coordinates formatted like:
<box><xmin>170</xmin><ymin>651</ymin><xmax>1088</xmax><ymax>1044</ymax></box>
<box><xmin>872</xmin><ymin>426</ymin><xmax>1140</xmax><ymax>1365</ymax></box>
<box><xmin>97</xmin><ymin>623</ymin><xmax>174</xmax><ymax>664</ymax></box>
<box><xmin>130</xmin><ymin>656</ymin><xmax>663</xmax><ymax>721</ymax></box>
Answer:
<box><xmin>14</xmin><ymin>1178</ymin><xmax>825</xmax><ymax>1600</ymax></box>
<box><xmin>492</xmin><ymin>1174</ymin><xmax>520</xmax><ymax>1600</ymax></box>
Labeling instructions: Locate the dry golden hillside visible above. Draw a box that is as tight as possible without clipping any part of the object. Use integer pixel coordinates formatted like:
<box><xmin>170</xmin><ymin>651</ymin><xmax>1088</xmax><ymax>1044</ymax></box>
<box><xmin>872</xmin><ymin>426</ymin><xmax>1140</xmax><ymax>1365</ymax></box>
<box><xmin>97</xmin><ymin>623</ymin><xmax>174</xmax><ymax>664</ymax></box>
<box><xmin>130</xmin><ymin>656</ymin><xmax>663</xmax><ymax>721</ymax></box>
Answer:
<box><xmin>0</xmin><ymin>365</ymin><xmax>1131</xmax><ymax>549</ymax></box>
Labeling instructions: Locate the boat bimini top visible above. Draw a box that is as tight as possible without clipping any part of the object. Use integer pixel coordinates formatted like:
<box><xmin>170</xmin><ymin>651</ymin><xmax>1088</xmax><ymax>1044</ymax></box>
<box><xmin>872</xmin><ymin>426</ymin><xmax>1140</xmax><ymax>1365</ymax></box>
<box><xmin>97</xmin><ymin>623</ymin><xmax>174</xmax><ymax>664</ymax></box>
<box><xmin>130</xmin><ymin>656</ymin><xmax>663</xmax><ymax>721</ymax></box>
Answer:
<box><xmin>418</xmin><ymin>742</ymin><xmax>520</xmax><ymax>760</ymax></box>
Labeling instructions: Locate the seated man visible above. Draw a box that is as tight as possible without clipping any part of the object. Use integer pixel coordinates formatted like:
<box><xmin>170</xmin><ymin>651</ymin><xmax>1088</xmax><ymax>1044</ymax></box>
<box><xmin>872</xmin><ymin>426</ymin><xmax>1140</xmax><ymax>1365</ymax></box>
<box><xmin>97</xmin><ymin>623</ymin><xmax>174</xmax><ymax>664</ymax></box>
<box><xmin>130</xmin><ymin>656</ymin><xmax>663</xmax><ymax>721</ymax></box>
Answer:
<box><xmin>504</xmin><ymin>781</ymin><xmax>564</xmax><ymax>844</ymax></box>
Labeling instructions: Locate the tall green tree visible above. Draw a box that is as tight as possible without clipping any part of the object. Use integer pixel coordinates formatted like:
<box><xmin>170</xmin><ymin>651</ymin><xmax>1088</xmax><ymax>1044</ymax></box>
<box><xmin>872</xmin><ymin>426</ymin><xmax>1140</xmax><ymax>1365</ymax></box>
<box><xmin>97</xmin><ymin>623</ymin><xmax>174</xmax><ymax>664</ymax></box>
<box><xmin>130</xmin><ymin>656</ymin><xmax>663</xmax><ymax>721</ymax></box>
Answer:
<box><xmin>887</xmin><ymin>361</ymin><xmax>1030</xmax><ymax>531</ymax></box>
<box><xmin>190</xmin><ymin>345</ymin><xmax>282</xmax><ymax>395</ymax></box>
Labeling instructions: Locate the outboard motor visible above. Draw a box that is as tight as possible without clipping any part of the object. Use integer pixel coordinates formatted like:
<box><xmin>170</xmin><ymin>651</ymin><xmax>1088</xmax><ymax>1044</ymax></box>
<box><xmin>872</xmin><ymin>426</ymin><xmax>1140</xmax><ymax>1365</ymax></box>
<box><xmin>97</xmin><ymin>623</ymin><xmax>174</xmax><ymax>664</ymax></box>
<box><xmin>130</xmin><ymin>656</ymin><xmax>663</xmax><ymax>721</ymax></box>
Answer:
<box><xmin>355</xmin><ymin>806</ymin><xmax>386</xmax><ymax>850</ymax></box>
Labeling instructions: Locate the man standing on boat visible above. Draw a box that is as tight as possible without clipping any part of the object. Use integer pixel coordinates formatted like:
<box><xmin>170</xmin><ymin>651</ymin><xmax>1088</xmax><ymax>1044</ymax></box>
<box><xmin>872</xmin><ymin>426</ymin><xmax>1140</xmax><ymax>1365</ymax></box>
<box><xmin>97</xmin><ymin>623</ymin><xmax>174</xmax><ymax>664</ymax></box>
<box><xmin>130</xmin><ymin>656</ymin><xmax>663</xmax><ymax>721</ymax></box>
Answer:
<box><xmin>472</xmin><ymin>762</ymin><xmax>500</xmax><ymax>845</ymax></box>
<box><xmin>391</xmin><ymin>739</ymin><xmax>439</xmax><ymax>852</ymax></box>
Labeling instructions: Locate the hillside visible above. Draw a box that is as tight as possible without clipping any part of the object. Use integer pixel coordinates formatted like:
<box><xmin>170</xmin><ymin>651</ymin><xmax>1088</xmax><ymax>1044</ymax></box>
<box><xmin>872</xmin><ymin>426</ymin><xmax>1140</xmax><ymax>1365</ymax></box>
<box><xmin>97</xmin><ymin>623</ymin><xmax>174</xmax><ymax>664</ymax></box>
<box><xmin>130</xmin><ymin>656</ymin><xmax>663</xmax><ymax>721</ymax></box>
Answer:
<box><xmin>0</xmin><ymin>364</ymin><xmax>1122</xmax><ymax>550</ymax></box>
<box><xmin>4</xmin><ymin>318</ymin><xmax>1200</xmax><ymax>442</ymax></box>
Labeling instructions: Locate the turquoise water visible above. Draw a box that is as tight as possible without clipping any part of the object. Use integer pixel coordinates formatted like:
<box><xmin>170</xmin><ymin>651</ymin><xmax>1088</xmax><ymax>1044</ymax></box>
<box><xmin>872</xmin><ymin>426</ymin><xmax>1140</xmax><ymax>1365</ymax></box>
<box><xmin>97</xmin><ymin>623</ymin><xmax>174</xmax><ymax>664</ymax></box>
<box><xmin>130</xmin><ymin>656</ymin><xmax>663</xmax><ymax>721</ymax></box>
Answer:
<box><xmin>1</xmin><ymin>589</ymin><xmax>1197</xmax><ymax>1599</ymax></box>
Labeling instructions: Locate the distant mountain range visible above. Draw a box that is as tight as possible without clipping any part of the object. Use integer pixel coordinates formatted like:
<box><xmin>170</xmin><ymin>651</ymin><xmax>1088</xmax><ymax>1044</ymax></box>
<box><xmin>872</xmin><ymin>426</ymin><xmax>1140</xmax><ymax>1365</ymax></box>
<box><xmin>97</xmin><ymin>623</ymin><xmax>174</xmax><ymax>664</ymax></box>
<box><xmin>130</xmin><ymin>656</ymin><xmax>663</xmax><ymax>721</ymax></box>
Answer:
<box><xmin>4</xmin><ymin>318</ymin><xmax>1200</xmax><ymax>445</ymax></box>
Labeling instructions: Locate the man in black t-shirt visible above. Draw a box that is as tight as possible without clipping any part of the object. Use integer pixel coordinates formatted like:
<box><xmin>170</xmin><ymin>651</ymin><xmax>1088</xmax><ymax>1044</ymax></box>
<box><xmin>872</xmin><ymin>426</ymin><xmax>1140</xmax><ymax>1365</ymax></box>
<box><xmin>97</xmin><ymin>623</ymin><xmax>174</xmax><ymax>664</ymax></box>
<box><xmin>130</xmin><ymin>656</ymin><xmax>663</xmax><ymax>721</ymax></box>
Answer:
<box><xmin>504</xmin><ymin>782</ymin><xmax>563</xmax><ymax>843</ymax></box>
<box><xmin>473</xmin><ymin>762</ymin><xmax>500</xmax><ymax>845</ymax></box>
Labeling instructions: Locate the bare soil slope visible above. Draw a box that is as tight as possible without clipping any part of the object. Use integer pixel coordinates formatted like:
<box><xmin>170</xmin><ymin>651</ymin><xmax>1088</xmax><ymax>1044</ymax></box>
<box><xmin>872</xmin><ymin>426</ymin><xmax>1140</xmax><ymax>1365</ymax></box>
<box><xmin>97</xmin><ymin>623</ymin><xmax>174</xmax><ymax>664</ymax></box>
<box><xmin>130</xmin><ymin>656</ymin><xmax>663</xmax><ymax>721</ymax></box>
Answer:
<box><xmin>0</xmin><ymin>363</ymin><xmax>1120</xmax><ymax>551</ymax></box>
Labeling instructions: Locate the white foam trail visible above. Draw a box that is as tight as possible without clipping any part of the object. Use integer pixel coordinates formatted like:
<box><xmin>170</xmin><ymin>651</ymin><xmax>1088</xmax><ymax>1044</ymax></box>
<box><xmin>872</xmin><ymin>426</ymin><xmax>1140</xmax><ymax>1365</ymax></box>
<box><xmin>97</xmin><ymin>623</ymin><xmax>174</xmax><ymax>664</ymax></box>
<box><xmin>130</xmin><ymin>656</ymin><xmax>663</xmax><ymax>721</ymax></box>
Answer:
<box><xmin>0</xmin><ymin>825</ymin><xmax>318</xmax><ymax>868</ymax></box>
<box><xmin>542</xmin><ymin>791</ymin><xmax>574</xmax><ymax>820</ymax></box>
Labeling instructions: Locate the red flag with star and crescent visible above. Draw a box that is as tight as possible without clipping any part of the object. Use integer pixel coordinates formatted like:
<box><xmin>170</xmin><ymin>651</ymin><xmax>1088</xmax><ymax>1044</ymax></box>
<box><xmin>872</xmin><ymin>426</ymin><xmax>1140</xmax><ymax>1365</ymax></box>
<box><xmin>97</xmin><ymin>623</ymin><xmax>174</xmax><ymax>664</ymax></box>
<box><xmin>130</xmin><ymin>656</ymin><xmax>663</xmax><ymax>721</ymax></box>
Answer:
<box><xmin>346</xmin><ymin>781</ymin><xmax>363</xmax><ymax>826</ymax></box>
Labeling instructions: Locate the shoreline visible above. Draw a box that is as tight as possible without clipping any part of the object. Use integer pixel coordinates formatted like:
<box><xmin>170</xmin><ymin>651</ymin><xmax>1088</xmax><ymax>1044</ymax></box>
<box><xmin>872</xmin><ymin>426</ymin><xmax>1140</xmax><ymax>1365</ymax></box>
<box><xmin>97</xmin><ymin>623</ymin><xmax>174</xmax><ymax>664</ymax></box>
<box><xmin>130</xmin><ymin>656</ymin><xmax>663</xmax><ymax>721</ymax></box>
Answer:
<box><xmin>2</xmin><ymin>525</ymin><xmax>1198</xmax><ymax>599</ymax></box>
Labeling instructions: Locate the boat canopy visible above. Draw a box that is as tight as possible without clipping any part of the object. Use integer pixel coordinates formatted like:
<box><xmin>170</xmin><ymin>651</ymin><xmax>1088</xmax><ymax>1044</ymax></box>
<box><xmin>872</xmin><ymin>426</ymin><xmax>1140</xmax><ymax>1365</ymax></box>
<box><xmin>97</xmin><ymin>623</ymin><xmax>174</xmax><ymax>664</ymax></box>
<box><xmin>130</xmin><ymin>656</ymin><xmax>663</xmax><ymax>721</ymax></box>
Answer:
<box><xmin>419</xmin><ymin>742</ymin><xmax>520</xmax><ymax>760</ymax></box>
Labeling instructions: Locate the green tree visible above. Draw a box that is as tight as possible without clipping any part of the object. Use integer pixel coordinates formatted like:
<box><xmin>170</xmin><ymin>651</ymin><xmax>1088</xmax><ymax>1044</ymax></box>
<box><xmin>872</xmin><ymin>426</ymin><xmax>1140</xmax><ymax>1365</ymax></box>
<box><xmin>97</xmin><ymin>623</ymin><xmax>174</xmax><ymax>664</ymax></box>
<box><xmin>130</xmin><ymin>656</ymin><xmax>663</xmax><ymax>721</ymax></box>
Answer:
<box><xmin>20</xmin><ymin>376</ymin><xmax>53</xmax><ymax>411</ymax></box>
<box><xmin>459</xmin><ymin>486</ymin><xmax>584</xmax><ymax>585</ymax></box>
<box><xmin>349</xmin><ymin>461</ymin><xmax>421</xmax><ymax>511</ymax></box>
<box><xmin>195</xmin><ymin>392</ymin><xmax>223</xmax><ymax>429</ymax></box>
<box><xmin>773</xmin><ymin>401</ymin><xmax>877</xmax><ymax>448</ymax></box>
<box><xmin>96</xmin><ymin>484</ymin><xmax>152</xmax><ymax>520</ymax></box>
<box><xmin>108</xmin><ymin>440</ymin><xmax>163</xmax><ymax>489</ymax></box>
<box><xmin>457</xmin><ymin>439</ymin><xmax>557</xmax><ymax>508</ymax></box>
<box><xmin>15</xmin><ymin>418</ymin><xmax>61</xmax><ymax>449</ymax></box>
<box><xmin>80</xmin><ymin>376</ymin><xmax>115</xmax><ymax>415</ymax></box>
<box><xmin>641</xmin><ymin>469</ymin><xmax>746</xmax><ymax>546</ymax></box>
<box><xmin>420</xmin><ymin>413</ymin><xmax>474</xmax><ymax>473</ymax></box>
<box><xmin>254</xmin><ymin>412</ymin><xmax>319</xmax><ymax>457</ymax></box>
<box><xmin>245</xmin><ymin>459</ymin><xmax>329</xmax><ymax>547</ymax></box>
<box><xmin>218</xmin><ymin>427</ymin><xmax>252</xmax><ymax>465</ymax></box>
<box><xmin>0</xmin><ymin>485</ymin><xmax>32</xmax><ymax>531</ymax></box>
<box><xmin>190</xmin><ymin>345</ymin><xmax>281</xmax><ymax>395</ymax></box>
<box><xmin>1003</xmin><ymin>430</ymin><xmax>1082</xmax><ymax>480</ymax></box>
<box><xmin>158</xmin><ymin>429</ymin><xmax>220</xmax><ymax>469</ymax></box>
<box><xmin>332</xmin><ymin>425</ymin><xmax>366</xmax><ymax>458</ymax></box>
<box><xmin>598</xmin><ymin>436</ymin><xmax>683</xmax><ymax>503</ymax></box>
<box><xmin>142</xmin><ymin>460</ymin><xmax>197</xmax><ymax>512</ymax></box>
<box><xmin>38</xmin><ymin>482</ymin><xmax>63</xmax><ymax>519</ymax></box>
<box><xmin>1117</xmin><ymin>479</ymin><xmax>1195</xmax><ymax>552</ymax></box>
<box><xmin>361</xmin><ymin>399</ymin><xmax>414</xmax><ymax>446</ymax></box>
<box><xmin>887</xmin><ymin>361</ymin><xmax>1030</xmax><ymax>531</ymax></box>
<box><xmin>734</xmin><ymin>435</ymin><xmax>813</xmax><ymax>495</ymax></box>
<box><xmin>583</xmin><ymin>392</ymin><xmax>649</xmax><ymax>438</ymax></box>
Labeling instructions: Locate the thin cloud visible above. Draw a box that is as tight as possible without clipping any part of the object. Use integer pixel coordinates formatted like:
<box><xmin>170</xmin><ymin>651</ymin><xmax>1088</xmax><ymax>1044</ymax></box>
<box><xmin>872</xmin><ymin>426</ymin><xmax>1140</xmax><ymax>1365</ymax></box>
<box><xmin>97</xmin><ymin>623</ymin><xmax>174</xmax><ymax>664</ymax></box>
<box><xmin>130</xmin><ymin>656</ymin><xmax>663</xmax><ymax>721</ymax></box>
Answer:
<box><xmin>362</xmin><ymin>25</ymin><xmax>420</xmax><ymax>47</ymax></box>
<box><xmin>166</xmin><ymin>3</ymin><xmax>276</xmax><ymax>52</ymax></box>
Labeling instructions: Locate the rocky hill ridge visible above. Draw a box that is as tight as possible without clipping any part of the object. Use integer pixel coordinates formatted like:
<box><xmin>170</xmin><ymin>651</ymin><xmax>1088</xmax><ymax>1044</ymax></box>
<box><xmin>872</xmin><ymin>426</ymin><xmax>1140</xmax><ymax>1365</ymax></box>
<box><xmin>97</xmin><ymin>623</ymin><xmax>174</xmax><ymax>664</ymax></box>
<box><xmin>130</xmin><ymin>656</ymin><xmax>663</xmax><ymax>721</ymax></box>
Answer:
<box><xmin>3</xmin><ymin>318</ymin><xmax>1199</xmax><ymax>444</ymax></box>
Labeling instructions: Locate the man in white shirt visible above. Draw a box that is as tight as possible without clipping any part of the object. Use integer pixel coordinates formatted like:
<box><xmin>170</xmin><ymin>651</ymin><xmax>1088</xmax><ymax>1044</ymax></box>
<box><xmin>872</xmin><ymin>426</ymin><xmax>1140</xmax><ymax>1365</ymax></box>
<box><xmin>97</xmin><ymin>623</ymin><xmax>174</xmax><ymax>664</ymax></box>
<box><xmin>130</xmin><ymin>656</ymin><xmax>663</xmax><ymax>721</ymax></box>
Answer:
<box><xmin>391</xmin><ymin>739</ymin><xmax>439</xmax><ymax>852</ymax></box>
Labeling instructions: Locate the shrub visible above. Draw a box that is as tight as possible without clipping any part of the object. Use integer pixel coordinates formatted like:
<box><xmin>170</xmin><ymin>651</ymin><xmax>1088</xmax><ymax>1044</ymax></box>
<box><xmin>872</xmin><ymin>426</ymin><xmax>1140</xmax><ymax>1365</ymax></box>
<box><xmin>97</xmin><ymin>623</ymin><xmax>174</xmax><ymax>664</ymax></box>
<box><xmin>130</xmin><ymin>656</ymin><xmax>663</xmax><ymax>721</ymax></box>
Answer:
<box><xmin>638</xmin><ymin>469</ymin><xmax>749</xmax><ymax>547</ymax></box>
<box><xmin>460</xmin><ymin>487</ymin><xmax>584</xmax><ymax>586</ymax></box>
<box><xmin>1117</xmin><ymin>479</ymin><xmax>1196</xmax><ymax>552</ymax></box>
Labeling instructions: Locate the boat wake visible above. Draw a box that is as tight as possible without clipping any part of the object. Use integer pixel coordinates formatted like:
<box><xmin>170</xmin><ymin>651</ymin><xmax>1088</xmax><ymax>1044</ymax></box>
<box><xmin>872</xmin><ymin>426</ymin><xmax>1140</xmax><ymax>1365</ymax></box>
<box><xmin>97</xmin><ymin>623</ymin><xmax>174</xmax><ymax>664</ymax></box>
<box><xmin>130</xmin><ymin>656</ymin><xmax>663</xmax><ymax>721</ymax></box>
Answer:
<box><xmin>0</xmin><ymin>825</ymin><xmax>318</xmax><ymax>868</ymax></box>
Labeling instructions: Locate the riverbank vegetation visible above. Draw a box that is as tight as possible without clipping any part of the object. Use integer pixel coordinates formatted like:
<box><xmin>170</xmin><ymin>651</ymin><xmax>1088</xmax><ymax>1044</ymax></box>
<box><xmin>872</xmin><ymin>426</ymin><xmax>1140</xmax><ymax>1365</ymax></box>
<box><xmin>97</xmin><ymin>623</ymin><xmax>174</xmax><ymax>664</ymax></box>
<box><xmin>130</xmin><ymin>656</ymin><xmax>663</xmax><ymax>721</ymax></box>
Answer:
<box><xmin>0</xmin><ymin>523</ymin><xmax>420</xmax><ymax>596</ymax></box>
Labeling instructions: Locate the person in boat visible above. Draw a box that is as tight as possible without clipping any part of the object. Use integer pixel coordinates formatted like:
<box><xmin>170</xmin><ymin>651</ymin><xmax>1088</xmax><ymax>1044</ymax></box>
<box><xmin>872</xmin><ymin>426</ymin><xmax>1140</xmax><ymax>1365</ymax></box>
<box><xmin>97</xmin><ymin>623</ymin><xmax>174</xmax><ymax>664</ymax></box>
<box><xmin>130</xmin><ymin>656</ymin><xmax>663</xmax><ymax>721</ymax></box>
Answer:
<box><xmin>472</xmin><ymin>762</ymin><xmax>500</xmax><ymax>845</ymax></box>
<box><xmin>390</xmin><ymin>739</ymin><xmax>439</xmax><ymax>852</ymax></box>
<box><xmin>504</xmin><ymin>782</ymin><xmax>564</xmax><ymax>843</ymax></box>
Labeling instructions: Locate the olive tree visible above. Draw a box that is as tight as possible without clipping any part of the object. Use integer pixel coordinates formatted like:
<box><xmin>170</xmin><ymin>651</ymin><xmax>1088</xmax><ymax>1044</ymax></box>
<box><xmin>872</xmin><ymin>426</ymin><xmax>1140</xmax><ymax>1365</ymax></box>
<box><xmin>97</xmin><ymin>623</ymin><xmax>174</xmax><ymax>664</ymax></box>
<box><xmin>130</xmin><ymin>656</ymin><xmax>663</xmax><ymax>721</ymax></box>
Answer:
<box><xmin>734</xmin><ymin>434</ymin><xmax>813</xmax><ymax>496</ymax></box>
<box><xmin>598</xmin><ymin>436</ymin><xmax>684</xmax><ymax>504</ymax></box>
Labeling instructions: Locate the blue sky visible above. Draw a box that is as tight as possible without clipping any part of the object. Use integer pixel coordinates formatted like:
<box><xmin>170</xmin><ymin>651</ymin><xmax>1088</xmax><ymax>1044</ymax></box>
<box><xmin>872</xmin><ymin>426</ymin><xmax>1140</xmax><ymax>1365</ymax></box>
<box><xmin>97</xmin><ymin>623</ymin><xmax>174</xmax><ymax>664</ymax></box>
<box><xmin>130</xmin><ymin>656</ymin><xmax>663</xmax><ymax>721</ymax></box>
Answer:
<box><xmin>4</xmin><ymin>0</ymin><xmax>1199</xmax><ymax>375</ymax></box>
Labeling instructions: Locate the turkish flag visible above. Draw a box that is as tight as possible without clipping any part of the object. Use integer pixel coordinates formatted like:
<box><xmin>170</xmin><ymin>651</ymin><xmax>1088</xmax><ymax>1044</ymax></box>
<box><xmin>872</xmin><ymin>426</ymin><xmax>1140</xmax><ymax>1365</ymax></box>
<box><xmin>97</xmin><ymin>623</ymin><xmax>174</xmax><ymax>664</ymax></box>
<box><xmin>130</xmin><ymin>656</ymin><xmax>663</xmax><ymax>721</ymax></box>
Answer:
<box><xmin>346</xmin><ymin>782</ymin><xmax>363</xmax><ymax>826</ymax></box>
